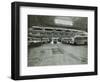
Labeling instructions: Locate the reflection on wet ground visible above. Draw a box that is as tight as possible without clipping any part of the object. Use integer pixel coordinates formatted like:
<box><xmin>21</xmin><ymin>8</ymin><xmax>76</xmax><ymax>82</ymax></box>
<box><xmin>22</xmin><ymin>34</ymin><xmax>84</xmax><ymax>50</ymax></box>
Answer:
<box><xmin>28</xmin><ymin>43</ymin><xmax>87</xmax><ymax>66</ymax></box>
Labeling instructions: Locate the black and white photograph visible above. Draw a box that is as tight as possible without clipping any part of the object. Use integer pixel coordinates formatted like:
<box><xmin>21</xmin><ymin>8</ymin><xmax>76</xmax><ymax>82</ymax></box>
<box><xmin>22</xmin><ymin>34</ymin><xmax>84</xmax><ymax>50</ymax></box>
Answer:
<box><xmin>28</xmin><ymin>15</ymin><xmax>88</xmax><ymax>66</ymax></box>
<box><xmin>11</xmin><ymin>2</ymin><xmax>97</xmax><ymax>80</ymax></box>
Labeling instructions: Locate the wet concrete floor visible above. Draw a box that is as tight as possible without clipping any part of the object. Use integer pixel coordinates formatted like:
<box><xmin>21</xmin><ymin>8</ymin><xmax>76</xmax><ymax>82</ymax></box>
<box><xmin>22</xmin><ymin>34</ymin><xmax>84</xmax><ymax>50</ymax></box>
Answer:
<box><xmin>28</xmin><ymin>43</ymin><xmax>87</xmax><ymax>66</ymax></box>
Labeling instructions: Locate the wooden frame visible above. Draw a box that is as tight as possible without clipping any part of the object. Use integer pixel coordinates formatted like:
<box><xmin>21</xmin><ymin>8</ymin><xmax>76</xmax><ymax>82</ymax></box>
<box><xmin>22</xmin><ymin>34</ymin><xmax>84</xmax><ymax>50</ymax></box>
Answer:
<box><xmin>11</xmin><ymin>1</ymin><xmax>98</xmax><ymax>80</ymax></box>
